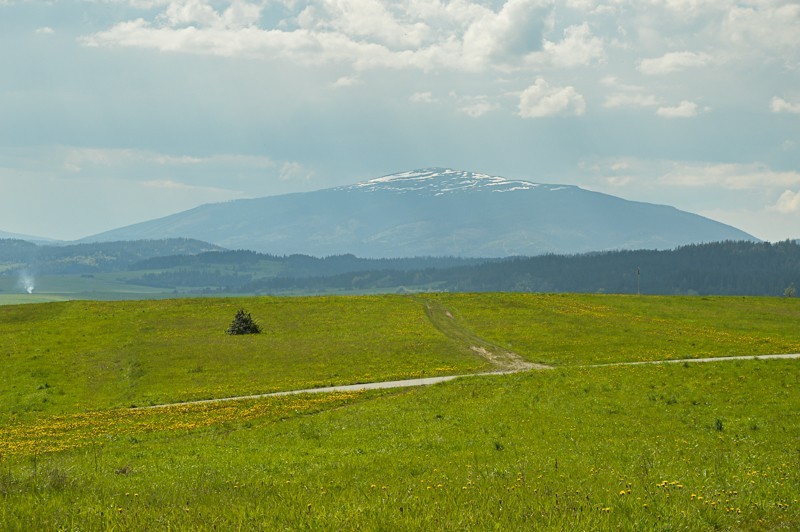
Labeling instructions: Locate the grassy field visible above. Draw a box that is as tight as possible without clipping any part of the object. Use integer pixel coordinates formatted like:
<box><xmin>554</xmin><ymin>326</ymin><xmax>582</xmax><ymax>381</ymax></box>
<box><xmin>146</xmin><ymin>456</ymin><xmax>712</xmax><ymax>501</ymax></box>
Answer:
<box><xmin>1</xmin><ymin>293</ymin><xmax>799</xmax><ymax>529</ymax></box>
<box><xmin>434</xmin><ymin>293</ymin><xmax>800</xmax><ymax>366</ymax></box>
<box><xmin>0</xmin><ymin>296</ymin><xmax>487</xmax><ymax>421</ymax></box>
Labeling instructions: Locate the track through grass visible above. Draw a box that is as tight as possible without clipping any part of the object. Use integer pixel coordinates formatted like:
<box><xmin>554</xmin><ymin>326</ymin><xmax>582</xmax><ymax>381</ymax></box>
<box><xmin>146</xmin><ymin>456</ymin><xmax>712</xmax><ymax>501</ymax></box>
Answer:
<box><xmin>414</xmin><ymin>295</ymin><xmax>543</xmax><ymax>371</ymax></box>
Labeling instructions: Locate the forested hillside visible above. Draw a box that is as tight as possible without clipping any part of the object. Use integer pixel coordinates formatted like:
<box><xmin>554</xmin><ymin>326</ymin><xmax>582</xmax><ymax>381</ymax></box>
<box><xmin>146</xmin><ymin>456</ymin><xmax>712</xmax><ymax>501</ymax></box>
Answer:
<box><xmin>134</xmin><ymin>240</ymin><xmax>799</xmax><ymax>297</ymax></box>
<box><xmin>3</xmin><ymin>239</ymin><xmax>796</xmax><ymax>297</ymax></box>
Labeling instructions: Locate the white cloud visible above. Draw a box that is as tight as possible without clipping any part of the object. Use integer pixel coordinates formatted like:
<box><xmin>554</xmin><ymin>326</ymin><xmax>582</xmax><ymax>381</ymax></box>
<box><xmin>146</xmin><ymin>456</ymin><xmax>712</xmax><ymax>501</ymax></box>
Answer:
<box><xmin>461</xmin><ymin>0</ymin><xmax>551</xmax><ymax>70</ymax></box>
<box><xmin>771</xmin><ymin>97</ymin><xmax>800</xmax><ymax>114</ymax></box>
<box><xmin>332</xmin><ymin>75</ymin><xmax>360</xmax><ymax>88</ymax></box>
<box><xmin>660</xmin><ymin>163</ymin><xmax>800</xmax><ymax>190</ymax></box>
<box><xmin>518</xmin><ymin>78</ymin><xmax>586</xmax><ymax>118</ymax></box>
<box><xmin>160</xmin><ymin>0</ymin><xmax>262</xmax><ymax>29</ymax></box>
<box><xmin>724</xmin><ymin>4</ymin><xmax>800</xmax><ymax>67</ymax></box>
<box><xmin>638</xmin><ymin>51</ymin><xmax>711</xmax><ymax>75</ymax></box>
<box><xmin>458</xmin><ymin>99</ymin><xmax>497</xmax><ymax>118</ymax></box>
<box><xmin>533</xmin><ymin>23</ymin><xmax>606</xmax><ymax>68</ymax></box>
<box><xmin>409</xmin><ymin>91</ymin><xmax>436</xmax><ymax>104</ymax></box>
<box><xmin>76</xmin><ymin>0</ymin><xmax>800</xmax><ymax>81</ymax></box>
<box><xmin>605</xmin><ymin>94</ymin><xmax>660</xmax><ymax>108</ymax></box>
<box><xmin>604</xmin><ymin>91</ymin><xmax>660</xmax><ymax>109</ymax></box>
<box><xmin>656</xmin><ymin>100</ymin><xmax>698</xmax><ymax>118</ymax></box>
<box><xmin>35</xmin><ymin>26</ymin><xmax>55</xmax><ymax>34</ymax></box>
<box><xmin>78</xmin><ymin>0</ymin><xmax>591</xmax><ymax>73</ymax></box>
<box><xmin>772</xmin><ymin>190</ymin><xmax>800</xmax><ymax>214</ymax></box>
<box><xmin>301</xmin><ymin>0</ymin><xmax>431</xmax><ymax>50</ymax></box>
<box><xmin>279</xmin><ymin>161</ymin><xmax>313</xmax><ymax>182</ymax></box>
<box><xmin>586</xmin><ymin>159</ymin><xmax>800</xmax><ymax>192</ymax></box>
<box><xmin>60</xmin><ymin>147</ymin><xmax>275</xmax><ymax>171</ymax></box>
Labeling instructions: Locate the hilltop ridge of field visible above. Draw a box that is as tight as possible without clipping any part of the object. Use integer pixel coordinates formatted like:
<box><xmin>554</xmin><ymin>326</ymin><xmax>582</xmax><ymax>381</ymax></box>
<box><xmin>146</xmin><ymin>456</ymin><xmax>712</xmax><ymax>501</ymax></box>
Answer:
<box><xmin>3</xmin><ymin>293</ymin><xmax>798</xmax><ymax>421</ymax></box>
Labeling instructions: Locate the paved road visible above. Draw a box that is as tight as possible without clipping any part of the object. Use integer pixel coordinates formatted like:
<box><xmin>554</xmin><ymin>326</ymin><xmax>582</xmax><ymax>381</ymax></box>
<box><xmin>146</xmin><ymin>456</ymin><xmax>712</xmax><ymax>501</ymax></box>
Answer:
<box><xmin>140</xmin><ymin>370</ymin><xmax>519</xmax><ymax>409</ymax></box>
<box><xmin>139</xmin><ymin>353</ymin><xmax>799</xmax><ymax>410</ymax></box>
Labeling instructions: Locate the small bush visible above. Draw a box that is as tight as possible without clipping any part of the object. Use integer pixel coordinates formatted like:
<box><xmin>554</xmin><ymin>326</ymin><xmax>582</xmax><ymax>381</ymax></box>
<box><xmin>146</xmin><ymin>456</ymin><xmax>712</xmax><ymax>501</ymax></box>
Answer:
<box><xmin>226</xmin><ymin>309</ymin><xmax>261</xmax><ymax>335</ymax></box>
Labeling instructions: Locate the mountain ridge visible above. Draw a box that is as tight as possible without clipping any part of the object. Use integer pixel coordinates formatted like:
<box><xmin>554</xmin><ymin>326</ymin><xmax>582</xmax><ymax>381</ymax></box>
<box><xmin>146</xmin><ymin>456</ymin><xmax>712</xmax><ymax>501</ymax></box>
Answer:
<box><xmin>81</xmin><ymin>168</ymin><xmax>756</xmax><ymax>258</ymax></box>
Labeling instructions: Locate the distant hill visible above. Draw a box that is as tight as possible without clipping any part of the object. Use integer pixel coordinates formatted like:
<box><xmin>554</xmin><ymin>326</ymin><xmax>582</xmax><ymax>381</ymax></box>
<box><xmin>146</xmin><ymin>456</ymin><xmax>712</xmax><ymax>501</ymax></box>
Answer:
<box><xmin>0</xmin><ymin>238</ymin><xmax>225</xmax><ymax>275</ymax></box>
<box><xmin>0</xmin><ymin>229</ymin><xmax>56</xmax><ymax>244</ymax></box>
<box><xmin>82</xmin><ymin>168</ymin><xmax>756</xmax><ymax>257</ymax></box>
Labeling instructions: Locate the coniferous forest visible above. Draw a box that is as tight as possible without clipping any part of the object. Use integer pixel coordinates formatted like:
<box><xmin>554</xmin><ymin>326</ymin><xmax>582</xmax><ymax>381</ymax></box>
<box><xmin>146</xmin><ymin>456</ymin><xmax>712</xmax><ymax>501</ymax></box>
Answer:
<box><xmin>2</xmin><ymin>239</ymin><xmax>798</xmax><ymax>297</ymax></box>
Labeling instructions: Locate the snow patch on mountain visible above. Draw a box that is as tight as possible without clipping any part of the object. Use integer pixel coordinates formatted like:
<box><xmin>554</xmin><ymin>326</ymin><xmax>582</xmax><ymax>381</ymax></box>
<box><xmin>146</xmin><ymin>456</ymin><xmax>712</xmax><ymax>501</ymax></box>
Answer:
<box><xmin>341</xmin><ymin>168</ymin><xmax>568</xmax><ymax>196</ymax></box>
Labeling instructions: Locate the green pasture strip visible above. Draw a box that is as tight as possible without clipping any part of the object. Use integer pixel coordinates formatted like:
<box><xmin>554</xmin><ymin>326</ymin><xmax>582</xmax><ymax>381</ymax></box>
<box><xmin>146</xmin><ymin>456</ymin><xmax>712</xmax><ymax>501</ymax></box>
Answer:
<box><xmin>0</xmin><ymin>294</ymin><xmax>68</xmax><ymax>306</ymax></box>
<box><xmin>0</xmin><ymin>274</ymin><xmax>167</xmax><ymax>296</ymax></box>
<box><xmin>0</xmin><ymin>296</ymin><xmax>487</xmax><ymax>421</ymax></box>
<box><xmin>1</xmin><ymin>359</ymin><xmax>797</xmax><ymax>530</ymax></box>
<box><xmin>0</xmin><ymin>273</ymin><xmax>176</xmax><ymax>304</ymax></box>
<box><xmin>431</xmin><ymin>293</ymin><xmax>800</xmax><ymax>366</ymax></box>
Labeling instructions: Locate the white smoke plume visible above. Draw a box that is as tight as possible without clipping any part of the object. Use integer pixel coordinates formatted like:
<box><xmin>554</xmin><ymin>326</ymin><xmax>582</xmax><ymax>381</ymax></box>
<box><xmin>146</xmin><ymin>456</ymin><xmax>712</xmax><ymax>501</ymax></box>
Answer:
<box><xmin>18</xmin><ymin>272</ymin><xmax>35</xmax><ymax>294</ymax></box>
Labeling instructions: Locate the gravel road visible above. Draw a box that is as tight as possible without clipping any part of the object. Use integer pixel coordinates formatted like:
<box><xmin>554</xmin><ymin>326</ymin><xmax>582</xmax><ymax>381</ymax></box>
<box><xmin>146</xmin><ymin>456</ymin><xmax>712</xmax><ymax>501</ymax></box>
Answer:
<box><xmin>138</xmin><ymin>354</ymin><xmax>799</xmax><ymax>410</ymax></box>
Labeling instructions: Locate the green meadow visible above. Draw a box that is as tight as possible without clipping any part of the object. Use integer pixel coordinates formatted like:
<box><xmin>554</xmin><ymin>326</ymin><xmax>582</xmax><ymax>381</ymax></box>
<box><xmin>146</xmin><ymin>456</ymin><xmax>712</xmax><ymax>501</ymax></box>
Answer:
<box><xmin>1</xmin><ymin>294</ymin><xmax>799</xmax><ymax>530</ymax></box>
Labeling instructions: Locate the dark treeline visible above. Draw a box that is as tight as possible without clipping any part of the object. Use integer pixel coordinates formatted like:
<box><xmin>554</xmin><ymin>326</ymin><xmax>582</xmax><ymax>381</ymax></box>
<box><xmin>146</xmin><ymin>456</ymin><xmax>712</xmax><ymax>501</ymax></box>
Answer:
<box><xmin>0</xmin><ymin>239</ymin><xmax>38</xmax><ymax>263</ymax></box>
<box><xmin>4</xmin><ymin>238</ymin><xmax>798</xmax><ymax>296</ymax></box>
<box><xmin>239</xmin><ymin>240</ymin><xmax>800</xmax><ymax>296</ymax></box>
<box><xmin>131</xmin><ymin>252</ymin><xmax>488</xmax><ymax>278</ymax></box>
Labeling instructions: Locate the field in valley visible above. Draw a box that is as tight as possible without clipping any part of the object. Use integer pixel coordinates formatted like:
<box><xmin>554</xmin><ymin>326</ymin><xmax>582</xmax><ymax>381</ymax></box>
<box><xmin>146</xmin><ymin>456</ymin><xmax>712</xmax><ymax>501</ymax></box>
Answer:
<box><xmin>1</xmin><ymin>294</ymin><xmax>799</xmax><ymax>529</ymax></box>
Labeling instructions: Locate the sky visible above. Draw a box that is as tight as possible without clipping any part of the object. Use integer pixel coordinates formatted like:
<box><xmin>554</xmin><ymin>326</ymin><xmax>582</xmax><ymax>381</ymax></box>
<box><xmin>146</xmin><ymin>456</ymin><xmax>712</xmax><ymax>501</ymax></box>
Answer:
<box><xmin>1</xmin><ymin>0</ymin><xmax>798</xmax><ymax>242</ymax></box>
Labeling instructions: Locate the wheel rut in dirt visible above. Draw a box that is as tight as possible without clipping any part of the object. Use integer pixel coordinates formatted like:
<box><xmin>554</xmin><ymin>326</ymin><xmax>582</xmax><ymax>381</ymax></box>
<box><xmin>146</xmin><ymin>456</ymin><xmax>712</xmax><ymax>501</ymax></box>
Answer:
<box><xmin>414</xmin><ymin>296</ymin><xmax>550</xmax><ymax>372</ymax></box>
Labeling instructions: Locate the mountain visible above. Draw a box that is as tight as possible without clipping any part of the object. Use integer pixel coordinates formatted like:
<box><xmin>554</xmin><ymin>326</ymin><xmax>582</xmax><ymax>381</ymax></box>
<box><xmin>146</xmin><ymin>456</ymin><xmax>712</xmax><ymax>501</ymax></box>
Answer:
<box><xmin>82</xmin><ymin>168</ymin><xmax>757</xmax><ymax>258</ymax></box>
<box><xmin>0</xmin><ymin>229</ymin><xmax>57</xmax><ymax>244</ymax></box>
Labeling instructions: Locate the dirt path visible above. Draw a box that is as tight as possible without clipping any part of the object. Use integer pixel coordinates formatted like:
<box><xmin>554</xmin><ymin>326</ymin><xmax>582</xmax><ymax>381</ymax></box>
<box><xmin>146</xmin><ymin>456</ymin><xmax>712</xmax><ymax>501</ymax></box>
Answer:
<box><xmin>414</xmin><ymin>296</ymin><xmax>549</xmax><ymax>372</ymax></box>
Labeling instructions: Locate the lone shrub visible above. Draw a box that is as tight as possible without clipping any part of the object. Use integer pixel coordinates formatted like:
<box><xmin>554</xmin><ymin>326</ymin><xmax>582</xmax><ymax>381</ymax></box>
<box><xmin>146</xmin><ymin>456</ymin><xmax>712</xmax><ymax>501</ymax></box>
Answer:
<box><xmin>226</xmin><ymin>309</ymin><xmax>261</xmax><ymax>335</ymax></box>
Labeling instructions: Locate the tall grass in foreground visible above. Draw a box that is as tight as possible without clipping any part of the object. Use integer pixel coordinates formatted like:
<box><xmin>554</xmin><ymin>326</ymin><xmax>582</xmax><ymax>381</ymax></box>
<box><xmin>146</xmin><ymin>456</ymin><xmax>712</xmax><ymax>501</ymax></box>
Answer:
<box><xmin>2</xmin><ymin>359</ymin><xmax>798</xmax><ymax>530</ymax></box>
